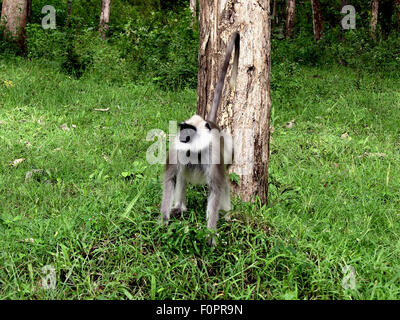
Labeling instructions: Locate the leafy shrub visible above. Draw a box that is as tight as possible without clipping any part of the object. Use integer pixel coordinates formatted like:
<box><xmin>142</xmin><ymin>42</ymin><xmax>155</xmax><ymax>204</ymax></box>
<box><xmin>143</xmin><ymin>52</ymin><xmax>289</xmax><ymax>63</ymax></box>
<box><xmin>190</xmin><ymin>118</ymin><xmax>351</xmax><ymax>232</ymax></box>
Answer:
<box><xmin>272</xmin><ymin>27</ymin><xmax>400</xmax><ymax>75</ymax></box>
<box><xmin>26</xmin><ymin>24</ymin><xmax>67</xmax><ymax>62</ymax></box>
<box><xmin>114</xmin><ymin>9</ymin><xmax>199</xmax><ymax>89</ymax></box>
<box><xmin>24</xmin><ymin>7</ymin><xmax>198</xmax><ymax>88</ymax></box>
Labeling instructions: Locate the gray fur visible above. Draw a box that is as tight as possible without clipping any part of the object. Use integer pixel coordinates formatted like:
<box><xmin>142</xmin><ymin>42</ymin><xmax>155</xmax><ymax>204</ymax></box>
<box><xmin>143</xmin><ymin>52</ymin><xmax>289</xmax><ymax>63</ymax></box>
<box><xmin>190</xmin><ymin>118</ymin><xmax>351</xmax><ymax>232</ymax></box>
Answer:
<box><xmin>160</xmin><ymin>32</ymin><xmax>239</xmax><ymax>245</ymax></box>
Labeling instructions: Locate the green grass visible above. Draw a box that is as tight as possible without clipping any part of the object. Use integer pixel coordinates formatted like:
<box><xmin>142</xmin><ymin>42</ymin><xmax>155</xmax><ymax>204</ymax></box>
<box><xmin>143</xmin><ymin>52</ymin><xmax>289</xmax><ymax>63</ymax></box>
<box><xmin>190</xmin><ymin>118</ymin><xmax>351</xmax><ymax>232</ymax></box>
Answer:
<box><xmin>0</xmin><ymin>56</ymin><xmax>399</xmax><ymax>299</ymax></box>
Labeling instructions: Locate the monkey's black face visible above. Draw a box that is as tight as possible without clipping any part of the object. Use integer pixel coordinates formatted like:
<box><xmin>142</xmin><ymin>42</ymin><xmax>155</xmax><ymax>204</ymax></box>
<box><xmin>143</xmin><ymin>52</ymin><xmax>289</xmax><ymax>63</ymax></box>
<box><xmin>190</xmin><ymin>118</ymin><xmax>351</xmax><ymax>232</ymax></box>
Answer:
<box><xmin>179</xmin><ymin>123</ymin><xmax>197</xmax><ymax>143</ymax></box>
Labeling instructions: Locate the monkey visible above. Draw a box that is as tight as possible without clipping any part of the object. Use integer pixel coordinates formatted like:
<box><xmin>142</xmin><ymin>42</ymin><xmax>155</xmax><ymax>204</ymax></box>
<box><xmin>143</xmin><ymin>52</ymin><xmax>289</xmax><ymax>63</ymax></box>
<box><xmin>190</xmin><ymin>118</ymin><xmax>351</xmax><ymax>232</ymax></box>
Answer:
<box><xmin>160</xmin><ymin>32</ymin><xmax>240</xmax><ymax>245</ymax></box>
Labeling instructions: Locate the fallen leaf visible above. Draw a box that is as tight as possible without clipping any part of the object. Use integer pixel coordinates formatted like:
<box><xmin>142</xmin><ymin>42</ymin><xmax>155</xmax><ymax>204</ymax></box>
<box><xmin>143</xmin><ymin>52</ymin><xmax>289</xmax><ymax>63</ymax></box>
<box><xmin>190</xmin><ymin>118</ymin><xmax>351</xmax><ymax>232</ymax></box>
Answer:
<box><xmin>94</xmin><ymin>108</ymin><xmax>110</xmax><ymax>112</ymax></box>
<box><xmin>3</xmin><ymin>79</ymin><xmax>14</xmax><ymax>88</ymax></box>
<box><xmin>103</xmin><ymin>153</ymin><xmax>111</xmax><ymax>162</ymax></box>
<box><xmin>10</xmin><ymin>158</ymin><xmax>25</xmax><ymax>167</ymax></box>
<box><xmin>60</xmin><ymin>124</ymin><xmax>70</xmax><ymax>131</ymax></box>
<box><xmin>286</xmin><ymin>119</ymin><xmax>295</xmax><ymax>129</ymax></box>
<box><xmin>341</xmin><ymin>132</ymin><xmax>349</xmax><ymax>139</ymax></box>
<box><xmin>359</xmin><ymin>152</ymin><xmax>387</xmax><ymax>158</ymax></box>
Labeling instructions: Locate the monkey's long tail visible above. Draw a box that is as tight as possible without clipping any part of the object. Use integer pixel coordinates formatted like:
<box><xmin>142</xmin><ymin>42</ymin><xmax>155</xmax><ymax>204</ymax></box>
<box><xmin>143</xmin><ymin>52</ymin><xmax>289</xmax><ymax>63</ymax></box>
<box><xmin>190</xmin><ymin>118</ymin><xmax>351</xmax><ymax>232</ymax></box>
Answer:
<box><xmin>207</xmin><ymin>31</ymin><xmax>240</xmax><ymax>123</ymax></box>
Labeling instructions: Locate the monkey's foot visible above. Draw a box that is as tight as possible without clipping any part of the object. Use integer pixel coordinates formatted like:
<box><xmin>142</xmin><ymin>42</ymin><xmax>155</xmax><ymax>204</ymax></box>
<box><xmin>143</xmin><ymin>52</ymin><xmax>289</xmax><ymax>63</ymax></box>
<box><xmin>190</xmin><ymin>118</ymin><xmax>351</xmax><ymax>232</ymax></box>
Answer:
<box><xmin>171</xmin><ymin>208</ymin><xmax>184</xmax><ymax>218</ymax></box>
<box><xmin>159</xmin><ymin>214</ymin><xmax>169</xmax><ymax>226</ymax></box>
<box><xmin>206</xmin><ymin>235</ymin><xmax>217</xmax><ymax>247</ymax></box>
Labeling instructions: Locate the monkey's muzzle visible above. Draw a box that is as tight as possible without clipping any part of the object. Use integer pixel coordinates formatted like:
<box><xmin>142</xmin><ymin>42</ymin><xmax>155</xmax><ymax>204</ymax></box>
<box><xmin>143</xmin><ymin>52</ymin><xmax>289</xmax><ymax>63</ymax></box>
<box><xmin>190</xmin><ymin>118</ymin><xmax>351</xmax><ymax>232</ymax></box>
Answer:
<box><xmin>179</xmin><ymin>128</ymin><xmax>196</xmax><ymax>143</ymax></box>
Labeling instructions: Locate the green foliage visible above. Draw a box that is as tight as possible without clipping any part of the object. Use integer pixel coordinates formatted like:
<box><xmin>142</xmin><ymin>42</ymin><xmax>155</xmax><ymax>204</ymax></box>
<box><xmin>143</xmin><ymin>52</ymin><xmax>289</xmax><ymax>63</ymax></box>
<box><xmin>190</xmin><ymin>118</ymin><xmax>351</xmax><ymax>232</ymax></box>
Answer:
<box><xmin>3</xmin><ymin>0</ymin><xmax>399</xmax><ymax>88</ymax></box>
<box><xmin>1</xmin><ymin>59</ymin><xmax>400</xmax><ymax>299</ymax></box>
<box><xmin>272</xmin><ymin>28</ymin><xmax>400</xmax><ymax>75</ymax></box>
<box><xmin>1</xmin><ymin>0</ymin><xmax>400</xmax><ymax>300</ymax></box>
<box><xmin>23</xmin><ymin>6</ymin><xmax>198</xmax><ymax>89</ymax></box>
<box><xmin>26</xmin><ymin>24</ymin><xmax>67</xmax><ymax>62</ymax></box>
<box><xmin>110</xmin><ymin>8</ymin><xmax>199</xmax><ymax>88</ymax></box>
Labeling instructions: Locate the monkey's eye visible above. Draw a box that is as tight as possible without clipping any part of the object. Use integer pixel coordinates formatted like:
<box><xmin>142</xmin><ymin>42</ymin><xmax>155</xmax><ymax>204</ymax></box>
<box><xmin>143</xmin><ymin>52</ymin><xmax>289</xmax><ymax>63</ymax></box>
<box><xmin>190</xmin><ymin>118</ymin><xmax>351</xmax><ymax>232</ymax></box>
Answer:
<box><xmin>205</xmin><ymin>122</ymin><xmax>211</xmax><ymax>130</ymax></box>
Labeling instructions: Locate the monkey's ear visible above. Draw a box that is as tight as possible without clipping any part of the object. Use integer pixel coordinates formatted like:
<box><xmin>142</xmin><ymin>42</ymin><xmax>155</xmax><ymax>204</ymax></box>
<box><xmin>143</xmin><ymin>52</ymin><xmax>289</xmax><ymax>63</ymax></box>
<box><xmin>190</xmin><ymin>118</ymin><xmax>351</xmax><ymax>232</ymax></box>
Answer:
<box><xmin>205</xmin><ymin>122</ymin><xmax>211</xmax><ymax>130</ymax></box>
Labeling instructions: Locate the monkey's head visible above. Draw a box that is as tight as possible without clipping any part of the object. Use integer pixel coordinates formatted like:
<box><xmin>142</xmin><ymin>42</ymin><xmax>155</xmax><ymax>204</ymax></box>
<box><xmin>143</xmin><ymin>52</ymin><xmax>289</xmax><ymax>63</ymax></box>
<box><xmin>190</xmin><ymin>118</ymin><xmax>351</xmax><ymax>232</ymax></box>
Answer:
<box><xmin>175</xmin><ymin>115</ymin><xmax>219</xmax><ymax>153</ymax></box>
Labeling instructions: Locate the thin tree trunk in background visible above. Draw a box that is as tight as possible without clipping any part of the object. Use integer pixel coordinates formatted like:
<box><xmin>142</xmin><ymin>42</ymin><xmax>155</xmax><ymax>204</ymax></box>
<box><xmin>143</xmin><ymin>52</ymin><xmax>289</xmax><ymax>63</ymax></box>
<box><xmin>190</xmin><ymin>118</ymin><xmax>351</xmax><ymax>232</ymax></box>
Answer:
<box><xmin>99</xmin><ymin>0</ymin><xmax>111</xmax><ymax>40</ymax></box>
<box><xmin>370</xmin><ymin>0</ymin><xmax>379</xmax><ymax>41</ymax></box>
<box><xmin>27</xmin><ymin>0</ymin><xmax>32</xmax><ymax>23</ymax></box>
<box><xmin>67</xmin><ymin>0</ymin><xmax>72</xmax><ymax>19</ymax></box>
<box><xmin>0</xmin><ymin>0</ymin><xmax>29</xmax><ymax>51</ymax></box>
<box><xmin>311</xmin><ymin>0</ymin><xmax>323</xmax><ymax>41</ymax></box>
<box><xmin>66</xmin><ymin>0</ymin><xmax>72</xmax><ymax>27</ymax></box>
<box><xmin>197</xmin><ymin>0</ymin><xmax>272</xmax><ymax>203</ymax></box>
<box><xmin>272</xmin><ymin>0</ymin><xmax>277</xmax><ymax>26</ymax></box>
<box><xmin>285</xmin><ymin>0</ymin><xmax>295</xmax><ymax>38</ymax></box>
<box><xmin>394</xmin><ymin>0</ymin><xmax>400</xmax><ymax>25</ymax></box>
<box><xmin>190</xmin><ymin>0</ymin><xmax>196</xmax><ymax>17</ymax></box>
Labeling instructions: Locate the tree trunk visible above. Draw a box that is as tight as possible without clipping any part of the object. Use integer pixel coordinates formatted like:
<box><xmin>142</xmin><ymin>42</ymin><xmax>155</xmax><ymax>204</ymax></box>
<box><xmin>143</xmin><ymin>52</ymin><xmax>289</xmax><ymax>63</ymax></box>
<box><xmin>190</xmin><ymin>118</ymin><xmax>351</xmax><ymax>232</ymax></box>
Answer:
<box><xmin>1</xmin><ymin>0</ymin><xmax>29</xmax><ymax>51</ymax></box>
<box><xmin>190</xmin><ymin>0</ymin><xmax>196</xmax><ymax>17</ymax></box>
<box><xmin>67</xmin><ymin>0</ymin><xmax>72</xmax><ymax>17</ymax></box>
<box><xmin>311</xmin><ymin>0</ymin><xmax>323</xmax><ymax>41</ymax></box>
<box><xmin>272</xmin><ymin>0</ymin><xmax>277</xmax><ymax>26</ymax></box>
<box><xmin>394</xmin><ymin>0</ymin><xmax>400</xmax><ymax>26</ymax></box>
<box><xmin>370</xmin><ymin>0</ymin><xmax>379</xmax><ymax>41</ymax></box>
<box><xmin>197</xmin><ymin>0</ymin><xmax>272</xmax><ymax>204</ymax></box>
<box><xmin>27</xmin><ymin>0</ymin><xmax>32</xmax><ymax>23</ymax></box>
<box><xmin>99</xmin><ymin>0</ymin><xmax>111</xmax><ymax>40</ymax></box>
<box><xmin>285</xmin><ymin>0</ymin><xmax>295</xmax><ymax>38</ymax></box>
<box><xmin>66</xmin><ymin>0</ymin><xmax>72</xmax><ymax>27</ymax></box>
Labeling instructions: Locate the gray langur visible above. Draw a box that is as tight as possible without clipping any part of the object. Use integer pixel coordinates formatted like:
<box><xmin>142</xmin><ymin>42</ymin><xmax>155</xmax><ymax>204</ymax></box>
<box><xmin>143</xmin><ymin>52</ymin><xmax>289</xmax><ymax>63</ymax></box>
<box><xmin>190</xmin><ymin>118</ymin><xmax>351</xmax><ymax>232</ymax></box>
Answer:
<box><xmin>160</xmin><ymin>32</ymin><xmax>240</xmax><ymax>245</ymax></box>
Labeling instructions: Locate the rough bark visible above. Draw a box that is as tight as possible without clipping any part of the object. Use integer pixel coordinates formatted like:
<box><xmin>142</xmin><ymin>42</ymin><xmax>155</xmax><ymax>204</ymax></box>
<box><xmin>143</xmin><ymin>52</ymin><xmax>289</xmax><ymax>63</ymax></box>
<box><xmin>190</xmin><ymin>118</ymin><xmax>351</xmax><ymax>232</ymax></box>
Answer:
<box><xmin>99</xmin><ymin>0</ymin><xmax>111</xmax><ymax>40</ymax></box>
<box><xmin>311</xmin><ymin>0</ymin><xmax>323</xmax><ymax>41</ymax></box>
<box><xmin>0</xmin><ymin>0</ymin><xmax>29</xmax><ymax>51</ymax></box>
<box><xmin>285</xmin><ymin>0</ymin><xmax>295</xmax><ymax>38</ymax></box>
<box><xmin>190</xmin><ymin>0</ymin><xmax>197</xmax><ymax>17</ymax></box>
<box><xmin>370</xmin><ymin>0</ymin><xmax>379</xmax><ymax>41</ymax></box>
<box><xmin>197</xmin><ymin>0</ymin><xmax>272</xmax><ymax>204</ymax></box>
<box><xmin>394</xmin><ymin>0</ymin><xmax>400</xmax><ymax>25</ymax></box>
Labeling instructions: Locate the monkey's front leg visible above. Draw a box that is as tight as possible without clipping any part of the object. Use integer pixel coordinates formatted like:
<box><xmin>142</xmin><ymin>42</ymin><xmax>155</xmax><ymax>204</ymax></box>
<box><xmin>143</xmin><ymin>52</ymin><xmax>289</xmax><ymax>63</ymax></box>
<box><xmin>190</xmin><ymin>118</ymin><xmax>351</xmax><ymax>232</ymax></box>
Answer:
<box><xmin>160</xmin><ymin>165</ymin><xmax>177</xmax><ymax>225</ymax></box>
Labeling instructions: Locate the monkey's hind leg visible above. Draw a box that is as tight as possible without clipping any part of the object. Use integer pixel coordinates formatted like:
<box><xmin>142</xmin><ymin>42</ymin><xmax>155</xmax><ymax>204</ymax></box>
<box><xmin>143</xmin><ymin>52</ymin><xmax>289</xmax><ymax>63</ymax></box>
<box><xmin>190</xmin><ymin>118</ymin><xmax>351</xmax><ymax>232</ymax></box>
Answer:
<box><xmin>160</xmin><ymin>167</ymin><xmax>177</xmax><ymax>225</ymax></box>
<box><xmin>220</xmin><ymin>179</ymin><xmax>231</xmax><ymax>212</ymax></box>
<box><xmin>171</xmin><ymin>173</ymin><xmax>187</xmax><ymax>218</ymax></box>
<box><xmin>206</xmin><ymin>187</ymin><xmax>221</xmax><ymax>246</ymax></box>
